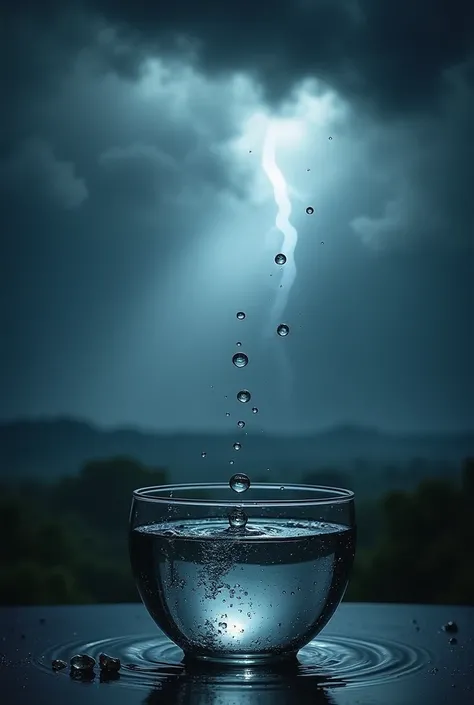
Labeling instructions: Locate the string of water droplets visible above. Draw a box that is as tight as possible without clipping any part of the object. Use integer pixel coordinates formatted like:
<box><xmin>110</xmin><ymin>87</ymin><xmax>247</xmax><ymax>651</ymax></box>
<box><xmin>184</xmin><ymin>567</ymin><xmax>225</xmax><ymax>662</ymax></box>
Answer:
<box><xmin>225</xmin><ymin>202</ymin><xmax>316</xmax><ymax>530</ymax></box>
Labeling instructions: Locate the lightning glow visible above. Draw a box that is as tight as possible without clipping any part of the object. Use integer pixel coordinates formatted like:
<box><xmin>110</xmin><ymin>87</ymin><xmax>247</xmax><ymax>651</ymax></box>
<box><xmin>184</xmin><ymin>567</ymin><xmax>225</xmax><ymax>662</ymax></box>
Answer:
<box><xmin>261</xmin><ymin>121</ymin><xmax>299</xmax><ymax>335</ymax></box>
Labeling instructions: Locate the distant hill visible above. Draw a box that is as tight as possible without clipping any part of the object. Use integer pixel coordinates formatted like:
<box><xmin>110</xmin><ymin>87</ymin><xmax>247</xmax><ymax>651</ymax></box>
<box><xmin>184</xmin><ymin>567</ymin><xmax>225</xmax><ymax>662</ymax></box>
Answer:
<box><xmin>0</xmin><ymin>417</ymin><xmax>472</xmax><ymax>485</ymax></box>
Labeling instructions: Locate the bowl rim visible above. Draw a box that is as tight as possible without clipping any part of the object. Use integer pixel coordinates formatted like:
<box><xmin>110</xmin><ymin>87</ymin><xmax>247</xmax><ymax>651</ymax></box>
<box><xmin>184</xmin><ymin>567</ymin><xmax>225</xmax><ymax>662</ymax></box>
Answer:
<box><xmin>132</xmin><ymin>482</ymin><xmax>354</xmax><ymax>508</ymax></box>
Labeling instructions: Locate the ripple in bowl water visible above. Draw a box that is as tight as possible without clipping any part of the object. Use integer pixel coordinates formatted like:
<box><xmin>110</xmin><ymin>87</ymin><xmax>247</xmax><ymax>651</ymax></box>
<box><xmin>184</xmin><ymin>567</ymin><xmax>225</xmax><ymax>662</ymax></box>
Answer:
<box><xmin>35</xmin><ymin>631</ymin><xmax>430</xmax><ymax>692</ymax></box>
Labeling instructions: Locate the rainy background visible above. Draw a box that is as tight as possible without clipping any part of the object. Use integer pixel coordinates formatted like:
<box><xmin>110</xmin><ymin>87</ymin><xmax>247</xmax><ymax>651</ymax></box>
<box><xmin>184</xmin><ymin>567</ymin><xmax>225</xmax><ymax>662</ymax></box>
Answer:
<box><xmin>1</xmin><ymin>0</ymin><xmax>473</xmax><ymax>606</ymax></box>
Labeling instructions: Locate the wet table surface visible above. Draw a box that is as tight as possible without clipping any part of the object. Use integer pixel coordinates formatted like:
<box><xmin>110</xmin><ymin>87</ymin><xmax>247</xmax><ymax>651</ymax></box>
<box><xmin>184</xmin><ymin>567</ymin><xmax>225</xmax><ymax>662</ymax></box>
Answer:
<box><xmin>0</xmin><ymin>603</ymin><xmax>472</xmax><ymax>705</ymax></box>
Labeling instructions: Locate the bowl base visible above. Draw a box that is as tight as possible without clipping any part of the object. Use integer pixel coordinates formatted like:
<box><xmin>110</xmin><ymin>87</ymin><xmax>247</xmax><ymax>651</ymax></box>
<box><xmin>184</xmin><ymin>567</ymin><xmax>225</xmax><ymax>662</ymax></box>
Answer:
<box><xmin>183</xmin><ymin>650</ymin><xmax>298</xmax><ymax>667</ymax></box>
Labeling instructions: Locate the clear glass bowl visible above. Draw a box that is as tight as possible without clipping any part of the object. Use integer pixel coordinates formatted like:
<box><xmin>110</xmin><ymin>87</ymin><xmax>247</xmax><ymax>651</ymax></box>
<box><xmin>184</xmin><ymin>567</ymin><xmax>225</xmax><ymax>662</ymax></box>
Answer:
<box><xmin>129</xmin><ymin>483</ymin><xmax>356</xmax><ymax>665</ymax></box>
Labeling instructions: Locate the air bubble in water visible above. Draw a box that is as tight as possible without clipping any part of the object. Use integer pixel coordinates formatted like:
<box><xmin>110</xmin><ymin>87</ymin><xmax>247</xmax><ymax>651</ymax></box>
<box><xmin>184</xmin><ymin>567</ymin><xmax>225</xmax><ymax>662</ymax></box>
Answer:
<box><xmin>233</xmin><ymin>442</ymin><xmax>242</xmax><ymax>451</ymax></box>
<box><xmin>236</xmin><ymin>341</ymin><xmax>242</xmax><ymax>347</ymax></box>
<box><xmin>329</xmin><ymin>136</ymin><xmax>333</xmax><ymax>140</ymax></box>
<box><xmin>228</xmin><ymin>507</ymin><xmax>248</xmax><ymax>529</ymax></box>
<box><xmin>277</xmin><ymin>324</ymin><xmax>289</xmax><ymax>336</ymax></box>
<box><xmin>232</xmin><ymin>353</ymin><xmax>248</xmax><ymax>368</ymax></box>
<box><xmin>201</xmin><ymin>451</ymin><xmax>207</xmax><ymax>458</ymax></box>
<box><xmin>237</xmin><ymin>389</ymin><xmax>251</xmax><ymax>403</ymax></box>
<box><xmin>237</xmin><ymin>420</ymin><xmax>245</xmax><ymax>428</ymax></box>
<box><xmin>236</xmin><ymin>311</ymin><xmax>246</xmax><ymax>320</ymax></box>
<box><xmin>225</xmin><ymin>412</ymin><xmax>231</xmax><ymax>417</ymax></box>
<box><xmin>306</xmin><ymin>206</ymin><xmax>314</xmax><ymax>215</ymax></box>
<box><xmin>218</xmin><ymin>622</ymin><xmax>227</xmax><ymax>629</ymax></box>
<box><xmin>275</xmin><ymin>253</ymin><xmax>287</xmax><ymax>265</ymax></box>
<box><xmin>230</xmin><ymin>473</ymin><xmax>250</xmax><ymax>493</ymax></box>
<box><xmin>229</xmin><ymin>460</ymin><xmax>235</xmax><ymax>465</ymax></box>
<box><xmin>251</xmin><ymin>407</ymin><xmax>258</xmax><ymax>414</ymax></box>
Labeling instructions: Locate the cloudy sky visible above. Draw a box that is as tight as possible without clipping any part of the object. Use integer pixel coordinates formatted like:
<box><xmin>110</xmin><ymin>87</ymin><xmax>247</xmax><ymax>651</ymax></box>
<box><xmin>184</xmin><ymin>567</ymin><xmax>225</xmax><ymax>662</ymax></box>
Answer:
<box><xmin>1</xmin><ymin>0</ymin><xmax>473</xmax><ymax>434</ymax></box>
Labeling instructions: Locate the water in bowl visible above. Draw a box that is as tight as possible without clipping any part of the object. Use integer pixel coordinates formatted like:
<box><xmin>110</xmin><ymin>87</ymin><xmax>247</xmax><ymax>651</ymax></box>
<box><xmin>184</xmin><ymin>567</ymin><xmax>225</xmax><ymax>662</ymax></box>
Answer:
<box><xmin>130</xmin><ymin>517</ymin><xmax>355</xmax><ymax>662</ymax></box>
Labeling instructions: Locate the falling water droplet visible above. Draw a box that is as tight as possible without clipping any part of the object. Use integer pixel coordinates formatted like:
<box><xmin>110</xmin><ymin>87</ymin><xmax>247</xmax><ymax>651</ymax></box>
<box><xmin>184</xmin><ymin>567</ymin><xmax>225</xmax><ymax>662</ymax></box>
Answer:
<box><xmin>201</xmin><ymin>451</ymin><xmax>207</xmax><ymax>458</ymax></box>
<box><xmin>229</xmin><ymin>460</ymin><xmax>235</xmax><ymax>465</ymax></box>
<box><xmin>232</xmin><ymin>353</ymin><xmax>249</xmax><ymax>368</ymax></box>
<box><xmin>233</xmin><ymin>442</ymin><xmax>242</xmax><ymax>451</ymax></box>
<box><xmin>237</xmin><ymin>420</ymin><xmax>245</xmax><ymax>428</ymax></box>
<box><xmin>236</xmin><ymin>341</ymin><xmax>242</xmax><ymax>347</ymax></box>
<box><xmin>275</xmin><ymin>253</ymin><xmax>287</xmax><ymax>265</ymax></box>
<box><xmin>321</xmin><ymin>241</ymin><xmax>324</xmax><ymax>245</ymax></box>
<box><xmin>228</xmin><ymin>507</ymin><xmax>248</xmax><ymax>529</ymax></box>
<box><xmin>225</xmin><ymin>412</ymin><xmax>231</xmax><ymax>417</ymax></box>
<box><xmin>277</xmin><ymin>324</ymin><xmax>289</xmax><ymax>336</ymax></box>
<box><xmin>236</xmin><ymin>311</ymin><xmax>246</xmax><ymax>320</ymax></box>
<box><xmin>329</xmin><ymin>136</ymin><xmax>333</xmax><ymax>140</ymax></box>
<box><xmin>306</xmin><ymin>206</ymin><xmax>314</xmax><ymax>215</ymax></box>
<box><xmin>230</xmin><ymin>473</ymin><xmax>250</xmax><ymax>493</ymax></box>
<box><xmin>237</xmin><ymin>389</ymin><xmax>251</xmax><ymax>403</ymax></box>
<box><xmin>251</xmin><ymin>407</ymin><xmax>258</xmax><ymax>414</ymax></box>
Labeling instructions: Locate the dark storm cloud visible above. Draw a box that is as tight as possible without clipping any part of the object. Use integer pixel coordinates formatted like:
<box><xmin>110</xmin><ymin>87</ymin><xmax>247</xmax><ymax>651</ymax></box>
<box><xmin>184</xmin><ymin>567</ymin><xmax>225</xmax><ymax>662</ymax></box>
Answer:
<box><xmin>6</xmin><ymin>0</ymin><xmax>473</xmax><ymax>115</ymax></box>
<box><xmin>3</xmin><ymin>0</ymin><xmax>473</xmax><ymax>117</ymax></box>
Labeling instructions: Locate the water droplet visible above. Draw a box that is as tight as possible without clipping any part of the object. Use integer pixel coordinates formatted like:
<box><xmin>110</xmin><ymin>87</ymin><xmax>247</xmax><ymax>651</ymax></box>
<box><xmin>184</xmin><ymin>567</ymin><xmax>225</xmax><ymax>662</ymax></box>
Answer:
<box><xmin>443</xmin><ymin>621</ymin><xmax>458</xmax><ymax>633</ymax></box>
<box><xmin>306</xmin><ymin>206</ymin><xmax>314</xmax><ymax>215</ymax></box>
<box><xmin>275</xmin><ymin>253</ymin><xmax>287</xmax><ymax>265</ymax></box>
<box><xmin>201</xmin><ymin>451</ymin><xmax>207</xmax><ymax>458</ymax></box>
<box><xmin>229</xmin><ymin>460</ymin><xmax>235</xmax><ymax>465</ymax></box>
<box><xmin>277</xmin><ymin>324</ymin><xmax>289</xmax><ymax>336</ymax></box>
<box><xmin>251</xmin><ymin>407</ymin><xmax>258</xmax><ymax>414</ymax></box>
<box><xmin>329</xmin><ymin>136</ymin><xmax>333</xmax><ymax>140</ymax></box>
<box><xmin>232</xmin><ymin>352</ymin><xmax>248</xmax><ymax>368</ymax></box>
<box><xmin>236</xmin><ymin>311</ymin><xmax>246</xmax><ymax>320</ymax></box>
<box><xmin>321</xmin><ymin>241</ymin><xmax>324</xmax><ymax>245</ymax></box>
<box><xmin>230</xmin><ymin>473</ymin><xmax>250</xmax><ymax>493</ymax></box>
<box><xmin>280</xmin><ymin>486</ymin><xmax>285</xmax><ymax>490</ymax></box>
<box><xmin>99</xmin><ymin>653</ymin><xmax>121</xmax><ymax>672</ymax></box>
<box><xmin>52</xmin><ymin>659</ymin><xmax>67</xmax><ymax>671</ymax></box>
<box><xmin>70</xmin><ymin>654</ymin><xmax>96</xmax><ymax>672</ymax></box>
<box><xmin>237</xmin><ymin>389</ymin><xmax>251</xmax><ymax>403</ymax></box>
<box><xmin>218</xmin><ymin>622</ymin><xmax>227</xmax><ymax>629</ymax></box>
<box><xmin>228</xmin><ymin>507</ymin><xmax>248</xmax><ymax>529</ymax></box>
<box><xmin>225</xmin><ymin>412</ymin><xmax>231</xmax><ymax>417</ymax></box>
<box><xmin>449</xmin><ymin>637</ymin><xmax>457</xmax><ymax>645</ymax></box>
<box><xmin>233</xmin><ymin>442</ymin><xmax>242</xmax><ymax>451</ymax></box>
<box><xmin>237</xmin><ymin>420</ymin><xmax>245</xmax><ymax>428</ymax></box>
<box><xmin>306</xmin><ymin>168</ymin><xmax>310</xmax><ymax>172</ymax></box>
<box><xmin>236</xmin><ymin>341</ymin><xmax>242</xmax><ymax>347</ymax></box>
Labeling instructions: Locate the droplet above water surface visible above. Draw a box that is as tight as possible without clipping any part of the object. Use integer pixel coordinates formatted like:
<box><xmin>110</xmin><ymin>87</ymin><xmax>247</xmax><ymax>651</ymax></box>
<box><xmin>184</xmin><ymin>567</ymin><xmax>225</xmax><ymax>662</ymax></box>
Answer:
<box><xmin>277</xmin><ymin>324</ymin><xmax>289</xmax><ymax>336</ymax></box>
<box><xmin>275</xmin><ymin>253</ymin><xmax>287</xmax><ymax>265</ymax></box>
<box><xmin>228</xmin><ymin>507</ymin><xmax>248</xmax><ymax>529</ymax></box>
<box><xmin>70</xmin><ymin>654</ymin><xmax>96</xmax><ymax>672</ymax></box>
<box><xmin>233</xmin><ymin>442</ymin><xmax>242</xmax><ymax>451</ymax></box>
<box><xmin>99</xmin><ymin>653</ymin><xmax>121</xmax><ymax>672</ymax></box>
<box><xmin>237</xmin><ymin>420</ymin><xmax>245</xmax><ymax>428</ymax></box>
<box><xmin>52</xmin><ymin>659</ymin><xmax>67</xmax><ymax>671</ymax></box>
<box><xmin>251</xmin><ymin>407</ymin><xmax>259</xmax><ymax>414</ymax></box>
<box><xmin>229</xmin><ymin>473</ymin><xmax>250</xmax><ymax>493</ymax></box>
<box><xmin>232</xmin><ymin>353</ymin><xmax>249</xmax><ymax>368</ymax></box>
<box><xmin>201</xmin><ymin>451</ymin><xmax>206</xmax><ymax>458</ymax></box>
<box><xmin>237</xmin><ymin>389</ymin><xmax>251</xmax><ymax>403</ymax></box>
<box><xmin>236</xmin><ymin>311</ymin><xmax>246</xmax><ymax>320</ymax></box>
<box><xmin>306</xmin><ymin>206</ymin><xmax>314</xmax><ymax>215</ymax></box>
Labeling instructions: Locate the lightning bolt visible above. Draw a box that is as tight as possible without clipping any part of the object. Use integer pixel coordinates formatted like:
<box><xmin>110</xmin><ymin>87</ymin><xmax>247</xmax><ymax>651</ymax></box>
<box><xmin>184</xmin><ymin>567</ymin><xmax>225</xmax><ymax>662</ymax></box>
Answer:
<box><xmin>261</xmin><ymin>121</ymin><xmax>299</xmax><ymax>408</ymax></box>
<box><xmin>261</xmin><ymin>121</ymin><xmax>298</xmax><ymax>336</ymax></box>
